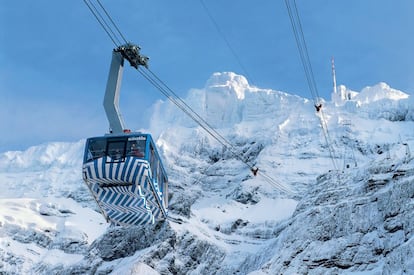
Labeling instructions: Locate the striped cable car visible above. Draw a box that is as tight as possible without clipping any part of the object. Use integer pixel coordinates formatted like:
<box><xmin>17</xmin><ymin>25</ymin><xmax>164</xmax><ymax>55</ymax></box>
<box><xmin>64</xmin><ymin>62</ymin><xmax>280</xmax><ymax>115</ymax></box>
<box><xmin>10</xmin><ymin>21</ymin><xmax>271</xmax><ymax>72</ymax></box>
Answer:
<box><xmin>82</xmin><ymin>133</ymin><xmax>168</xmax><ymax>225</ymax></box>
<box><xmin>82</xmin><ymin>43</ymin><xmax>168</xmax><ymax>226</ymax></box>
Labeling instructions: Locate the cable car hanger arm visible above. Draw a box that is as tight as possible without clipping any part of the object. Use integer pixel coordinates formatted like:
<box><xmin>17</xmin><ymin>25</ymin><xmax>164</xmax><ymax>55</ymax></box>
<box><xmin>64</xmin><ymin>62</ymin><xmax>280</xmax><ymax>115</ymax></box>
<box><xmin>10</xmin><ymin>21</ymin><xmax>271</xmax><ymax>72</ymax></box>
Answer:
<box><xmin>103</xmin><ymin>43</ymin><xmax>149</xmax><ymax>134</ymax></box>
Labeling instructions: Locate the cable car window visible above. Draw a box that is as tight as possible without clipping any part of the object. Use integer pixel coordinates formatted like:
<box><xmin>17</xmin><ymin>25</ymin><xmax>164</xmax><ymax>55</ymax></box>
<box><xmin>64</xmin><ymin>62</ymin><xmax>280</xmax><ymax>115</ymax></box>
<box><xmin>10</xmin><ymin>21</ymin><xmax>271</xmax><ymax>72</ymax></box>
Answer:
<box><xmin>159</xmin><ymin>170</ymin><xmax>164</xmax><ymax>191</ymax></box>
<box><xmin>86</xmin><ymin>139</ymin><xmax>106</xmax><ymax>161</ymax></box>
<box><xmin>157</xmin><ymin>162</ymin><xmax>162</xmax><ymax>185</ymax></box>
<box><xmin>150</xmin><ymin>144</ymin><xmax>157</xmax><ymax>178</ymax></box>
<box><xmin>107</xmin><ymin>140</ymin><xmax>126</xmax><ymax>161</ymax></box>
<box><xmin>127</xmin><ymin>138</ymin><xmax>146</xmax><ymax>158</ymax></box>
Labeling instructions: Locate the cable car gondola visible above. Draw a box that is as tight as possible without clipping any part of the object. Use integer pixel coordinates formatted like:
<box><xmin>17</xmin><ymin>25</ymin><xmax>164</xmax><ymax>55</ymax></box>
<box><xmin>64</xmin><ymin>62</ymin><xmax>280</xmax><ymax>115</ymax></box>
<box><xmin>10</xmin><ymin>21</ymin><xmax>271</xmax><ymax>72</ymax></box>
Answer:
<box><xmin>82</xmin><ymin>44</ymin><xmax>168</xmax><ymax>226</ymax></box>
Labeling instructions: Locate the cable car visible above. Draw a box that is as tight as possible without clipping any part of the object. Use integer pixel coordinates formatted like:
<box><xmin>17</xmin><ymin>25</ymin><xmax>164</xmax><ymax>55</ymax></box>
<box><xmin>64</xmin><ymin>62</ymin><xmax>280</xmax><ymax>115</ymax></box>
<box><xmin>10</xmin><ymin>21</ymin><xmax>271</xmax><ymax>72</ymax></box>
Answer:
<box><xmin>82</xmin><ymin>43</ymin><xmax>168</xmax><ymax>226</ymax></box>
<box><xmin>82</xmin><ymin>133</ymin><xmax>168</xmax><ymax>225</ymax></box>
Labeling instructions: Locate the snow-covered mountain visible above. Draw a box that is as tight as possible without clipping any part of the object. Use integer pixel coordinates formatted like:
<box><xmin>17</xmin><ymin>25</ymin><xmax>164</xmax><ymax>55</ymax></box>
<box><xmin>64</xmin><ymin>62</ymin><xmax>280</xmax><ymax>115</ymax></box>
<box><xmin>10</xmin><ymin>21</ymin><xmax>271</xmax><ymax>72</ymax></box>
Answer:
<box><xmin>1</xmin><ymin>72</ymin><xmax>413</xmax><ymax>274</ymax></box>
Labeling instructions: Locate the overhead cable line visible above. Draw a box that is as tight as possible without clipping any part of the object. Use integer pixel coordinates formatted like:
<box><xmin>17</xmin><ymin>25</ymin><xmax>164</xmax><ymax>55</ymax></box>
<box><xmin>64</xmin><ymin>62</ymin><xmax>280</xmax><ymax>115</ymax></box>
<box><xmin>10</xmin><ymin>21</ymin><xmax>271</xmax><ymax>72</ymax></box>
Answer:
<box><xmin>96</xmin><ymin>0</ymin><xmax>128</xmax><ymax>45</ymax></box>
<box><xmin>83</xmin><ymin>0</ymin><xmax>119</xmax><ymax>47</ymax></box>
<box><xmin>199</xmin><ymin>0</ymin><xmax>255</xmax><ymax>85</ymax></box>
<box><xmin>284</xmin><ymin>0</ymin><xmax>338</xmax><ymax>170</ymax></box>
<box><xmin>284</xmin><ymin>0</ymin><xmax>319</xmax><ymax>106</ymax></box>
<box><xmin>83</xmin><ymin>0</ymin><xmax>121</xmax><ymax>47</ymax></box>
<box><xmin>83</xmin><ymin>0</ymin><xmax>294</xmax><ymax>195</ymax></box>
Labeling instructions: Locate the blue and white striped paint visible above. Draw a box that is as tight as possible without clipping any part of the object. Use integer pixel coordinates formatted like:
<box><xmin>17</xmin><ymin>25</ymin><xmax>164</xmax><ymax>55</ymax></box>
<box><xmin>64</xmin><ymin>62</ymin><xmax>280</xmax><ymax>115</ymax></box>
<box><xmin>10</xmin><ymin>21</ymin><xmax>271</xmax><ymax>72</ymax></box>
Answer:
<box><xmin>82</xmin><ymin>156</ymin><xmax>167</xmax><ymax>226</ymax></box>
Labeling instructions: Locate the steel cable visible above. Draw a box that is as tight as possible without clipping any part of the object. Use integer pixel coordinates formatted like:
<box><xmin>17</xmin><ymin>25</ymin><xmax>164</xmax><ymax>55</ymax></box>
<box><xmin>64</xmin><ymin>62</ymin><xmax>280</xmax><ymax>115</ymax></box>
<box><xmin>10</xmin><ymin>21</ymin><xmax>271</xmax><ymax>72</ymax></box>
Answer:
<box><xmin>284</xmin><ymin>0</ymin><xmax>338</xmax><ymax>170</ymax></box>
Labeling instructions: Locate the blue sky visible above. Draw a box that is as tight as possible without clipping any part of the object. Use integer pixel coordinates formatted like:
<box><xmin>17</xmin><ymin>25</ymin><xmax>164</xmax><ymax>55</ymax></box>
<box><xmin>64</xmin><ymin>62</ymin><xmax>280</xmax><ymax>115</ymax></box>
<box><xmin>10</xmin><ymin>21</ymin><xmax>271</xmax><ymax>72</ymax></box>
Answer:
<box><xmin>1</xmin><ymin>1</ymin><xmax>413</xmax><ymax>152</ymax></box>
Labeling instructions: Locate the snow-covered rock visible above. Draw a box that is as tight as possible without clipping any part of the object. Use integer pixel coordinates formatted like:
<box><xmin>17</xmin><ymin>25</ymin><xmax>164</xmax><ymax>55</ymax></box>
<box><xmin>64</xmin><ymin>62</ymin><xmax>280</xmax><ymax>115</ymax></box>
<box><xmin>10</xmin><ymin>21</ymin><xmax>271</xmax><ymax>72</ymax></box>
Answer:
<box><xmin>1</xmin><ymin>72</ymin><xmax>413</xmax><ymax>274</ymax></box>
<box><xmin>260</xmin><ymin>156</ymin><xmax>414</xmax><ymax>274</ymax></box>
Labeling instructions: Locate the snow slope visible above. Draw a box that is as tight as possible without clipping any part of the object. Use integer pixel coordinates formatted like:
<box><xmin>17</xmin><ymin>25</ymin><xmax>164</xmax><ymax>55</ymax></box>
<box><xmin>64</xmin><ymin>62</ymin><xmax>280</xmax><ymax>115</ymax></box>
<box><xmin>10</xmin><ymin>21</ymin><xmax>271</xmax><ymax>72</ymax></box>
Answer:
<box><xmin>1</xmin><ymin>72</ymin><xmax>413</xmax><ymax>274</ymax></box>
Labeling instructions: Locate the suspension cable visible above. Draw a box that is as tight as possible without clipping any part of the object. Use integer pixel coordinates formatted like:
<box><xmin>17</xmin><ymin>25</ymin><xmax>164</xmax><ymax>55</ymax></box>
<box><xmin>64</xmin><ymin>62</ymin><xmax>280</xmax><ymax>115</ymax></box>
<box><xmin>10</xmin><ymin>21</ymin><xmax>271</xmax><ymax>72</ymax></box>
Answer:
<box><xmin>284</xmin><ymin>0</ymin><xmax>319</xmax><ymax>105</ymax></box>
<box><xmin>83</xmin><ymin>0</ymin><xmax>120</xmax><ymax>47</ymax></box>
<box><xmin>199</xmin><ymin>0</ymin><xmax>255</xmax><ymax>85</ymax></box>
<box><xmin>96</xmin><ymin>0</ymin><xmax>129</xmax><ymax>44</ymax></box>
<box><xmin>284</xmin><ymin>0</ymin><xmax>338</xmax><ymax>170</ymax></box>
<box><xmin>292</xmin><ymin>2</ymin><xmax>320</xmax><ymax>103</ymax></box>
<box><xmin>89</xmin><ymin>0</ymin><xmax>123</xmax><ymax>46</ymax></box>
<box><xmin>319</xmin><ymin>109</ymin><xmax>339</xmax><ymax>170</ymax></box>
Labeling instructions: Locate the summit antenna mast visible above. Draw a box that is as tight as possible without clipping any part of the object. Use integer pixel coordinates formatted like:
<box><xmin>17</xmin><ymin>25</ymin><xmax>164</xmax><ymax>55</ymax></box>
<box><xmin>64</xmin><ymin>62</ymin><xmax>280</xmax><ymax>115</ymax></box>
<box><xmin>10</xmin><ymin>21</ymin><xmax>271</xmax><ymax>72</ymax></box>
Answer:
<box><xmin>331</xmin><ymin>57</ymin><xmax>337</xmax><ymax>96</ymax></box>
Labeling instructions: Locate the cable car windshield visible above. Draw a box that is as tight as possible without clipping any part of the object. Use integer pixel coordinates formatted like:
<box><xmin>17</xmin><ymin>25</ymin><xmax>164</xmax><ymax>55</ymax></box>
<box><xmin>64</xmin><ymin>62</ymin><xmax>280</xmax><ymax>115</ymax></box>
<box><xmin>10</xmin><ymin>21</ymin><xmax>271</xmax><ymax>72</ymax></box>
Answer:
<box><xmin>85</xmin><ymin>135</ymin><xmax>147</xmax><ymax>163</ymax></box>
<box><xmin>126</xmin><ymin>138</ymin><xmax>146</xmax><ymax>158</ymax></box>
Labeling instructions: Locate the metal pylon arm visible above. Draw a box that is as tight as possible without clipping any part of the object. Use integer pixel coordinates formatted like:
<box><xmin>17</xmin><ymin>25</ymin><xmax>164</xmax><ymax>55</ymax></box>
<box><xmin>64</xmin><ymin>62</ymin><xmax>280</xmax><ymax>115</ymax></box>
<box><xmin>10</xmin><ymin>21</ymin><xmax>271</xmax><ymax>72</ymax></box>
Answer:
<box><xmin>103</xmin><ymin>43</ymin><xmax>149</xmax><ymax>134</ymax></box>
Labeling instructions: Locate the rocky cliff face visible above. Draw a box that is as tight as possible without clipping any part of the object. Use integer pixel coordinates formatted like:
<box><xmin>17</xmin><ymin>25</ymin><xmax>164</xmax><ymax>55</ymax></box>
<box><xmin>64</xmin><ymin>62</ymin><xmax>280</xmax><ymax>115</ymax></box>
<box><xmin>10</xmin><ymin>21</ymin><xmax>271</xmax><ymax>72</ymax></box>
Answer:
<box><xmin>47</xmin><ymin>152</ymin><xmax>414</xmax><ymax>275</ymax></box>
<box><xmin>261</xmin><ymin>155</ymin><xmax>414</xmax><ymax>274</ymax></box>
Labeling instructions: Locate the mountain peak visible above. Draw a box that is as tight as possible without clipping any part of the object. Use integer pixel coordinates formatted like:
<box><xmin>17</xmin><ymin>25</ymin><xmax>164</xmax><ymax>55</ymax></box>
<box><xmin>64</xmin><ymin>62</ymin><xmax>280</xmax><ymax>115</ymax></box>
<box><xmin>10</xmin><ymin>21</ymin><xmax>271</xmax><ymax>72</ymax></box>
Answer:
<box><xmin>332</xmin><ymin>82</ymin><xmax>409</xmax><ymax>106</ymax></box>
<box><xmin>356</xmin><ymin>82</ymin><xmax>409</xmax><ymax>103</ymax></box>
<box><xmin>205</xmin><ymin>72</ymin><xmax>250</xmax><ymax>100</ymax></box>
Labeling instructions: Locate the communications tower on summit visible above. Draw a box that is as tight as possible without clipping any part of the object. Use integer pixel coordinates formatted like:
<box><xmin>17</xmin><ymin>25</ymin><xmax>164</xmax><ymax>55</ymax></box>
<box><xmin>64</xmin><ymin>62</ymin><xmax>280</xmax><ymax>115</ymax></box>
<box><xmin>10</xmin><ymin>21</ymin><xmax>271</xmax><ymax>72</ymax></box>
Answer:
<box><xmin>331</xmin><ymin>57</ymin><xmax>337</xmax><ymax>96</ymax></box>
<box><xmin>331</xmin><ymin>57</ymin><xmax>349</xmax><ymax>104</ymax></box>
